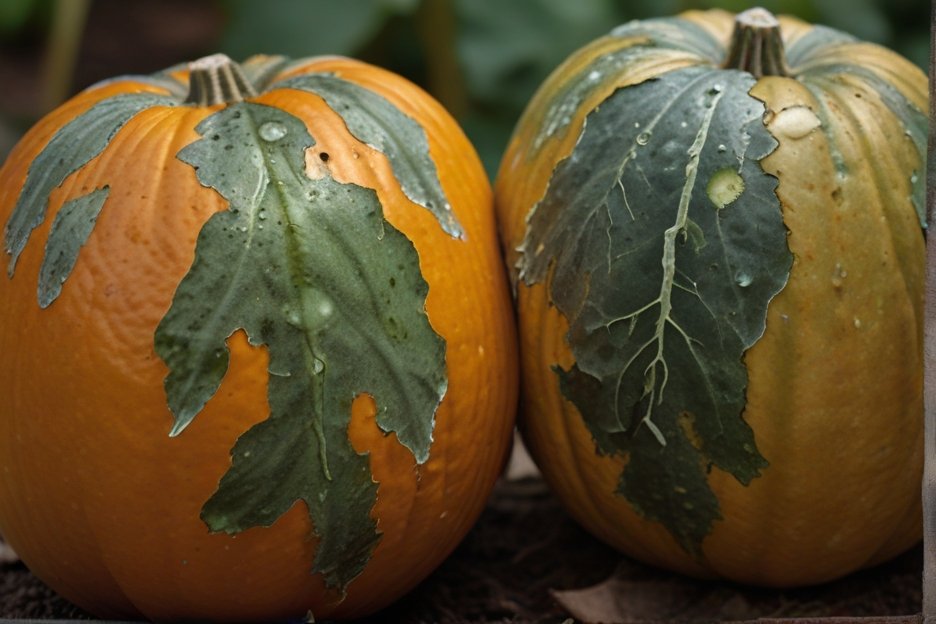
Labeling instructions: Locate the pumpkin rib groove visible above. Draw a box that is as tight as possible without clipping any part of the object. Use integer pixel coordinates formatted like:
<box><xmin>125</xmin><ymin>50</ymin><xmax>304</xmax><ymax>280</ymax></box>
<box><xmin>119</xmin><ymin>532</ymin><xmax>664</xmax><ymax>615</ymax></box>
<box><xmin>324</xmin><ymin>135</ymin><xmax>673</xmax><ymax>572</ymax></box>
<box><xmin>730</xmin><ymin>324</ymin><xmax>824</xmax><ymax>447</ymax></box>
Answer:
<box><xmin>795</xmin><ymin>44</ymin><xmax>928</xmax><ymax>112</ymax></box>
<box><xmin>813</xmin><ymin>74</ymin><xmax>922</xmax><ymax>327</ymax></box>
<box><xmin>742</xmin><ymin>74</ymin><xmax>923</xmax><ymax>584</ymax></box>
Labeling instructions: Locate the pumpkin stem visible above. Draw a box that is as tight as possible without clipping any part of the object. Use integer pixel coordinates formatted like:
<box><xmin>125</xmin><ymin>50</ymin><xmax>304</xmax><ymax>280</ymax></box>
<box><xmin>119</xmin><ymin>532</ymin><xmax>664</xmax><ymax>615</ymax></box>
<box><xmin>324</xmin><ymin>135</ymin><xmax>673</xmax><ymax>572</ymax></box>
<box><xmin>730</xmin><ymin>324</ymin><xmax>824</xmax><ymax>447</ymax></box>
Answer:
<box><xmin>185</xmin><ymin>53</ymin><xmax>257</xmax><ymax>106</ymax></box>
<box><xmin>723</xmin><ymin>8</ymin><xmax>790</xmax><ymax>78</ymax></box>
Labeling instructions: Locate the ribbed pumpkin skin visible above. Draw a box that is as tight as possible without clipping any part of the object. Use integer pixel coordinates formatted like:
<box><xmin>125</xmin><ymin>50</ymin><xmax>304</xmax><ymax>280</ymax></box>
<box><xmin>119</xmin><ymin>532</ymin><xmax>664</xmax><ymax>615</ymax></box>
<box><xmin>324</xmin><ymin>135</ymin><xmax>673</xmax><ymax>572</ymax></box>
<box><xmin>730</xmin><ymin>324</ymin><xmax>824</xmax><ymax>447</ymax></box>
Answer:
<box><xmin>0</xmin><ymin>57</ymin><xmax>517</xmax><ymax>620</ymax></box>
<box><xmin>495</xmin><ymin>10</ymin><xmax>926</xmax><ymax>587</ymax></box>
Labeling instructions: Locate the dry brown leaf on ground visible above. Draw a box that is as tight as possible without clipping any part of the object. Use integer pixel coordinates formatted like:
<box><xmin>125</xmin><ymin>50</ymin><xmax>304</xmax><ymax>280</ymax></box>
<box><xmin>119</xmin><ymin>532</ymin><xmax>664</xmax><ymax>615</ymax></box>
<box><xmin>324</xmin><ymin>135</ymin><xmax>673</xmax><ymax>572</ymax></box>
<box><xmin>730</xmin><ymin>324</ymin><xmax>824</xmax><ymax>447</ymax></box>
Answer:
<box><xmin>551</xmin><ymin>549</ymin><xmax>924</xmax><ymax>624</ymax></box>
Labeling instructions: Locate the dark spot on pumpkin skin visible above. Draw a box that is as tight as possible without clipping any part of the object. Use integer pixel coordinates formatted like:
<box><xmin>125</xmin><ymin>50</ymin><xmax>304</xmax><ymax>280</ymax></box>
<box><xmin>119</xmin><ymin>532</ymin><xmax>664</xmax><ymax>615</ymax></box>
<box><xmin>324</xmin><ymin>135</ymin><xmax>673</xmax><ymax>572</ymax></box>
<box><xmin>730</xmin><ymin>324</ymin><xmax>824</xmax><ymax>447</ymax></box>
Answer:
<box><xmin>320</xmin><ymin>152</ymin><xmax>330</xmax><ymax>162</ymax></box>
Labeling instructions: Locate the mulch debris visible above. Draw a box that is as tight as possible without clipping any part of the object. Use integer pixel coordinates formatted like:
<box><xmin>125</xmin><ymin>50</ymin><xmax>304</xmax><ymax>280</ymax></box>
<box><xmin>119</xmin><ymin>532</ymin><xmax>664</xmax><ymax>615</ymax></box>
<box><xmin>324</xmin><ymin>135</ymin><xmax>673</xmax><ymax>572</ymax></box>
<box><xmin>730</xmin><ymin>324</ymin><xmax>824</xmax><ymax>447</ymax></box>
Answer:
<box><xmin>0</xmin><ymin>476</ymin><xmax>923</xmax><ymax>623</ymax></box>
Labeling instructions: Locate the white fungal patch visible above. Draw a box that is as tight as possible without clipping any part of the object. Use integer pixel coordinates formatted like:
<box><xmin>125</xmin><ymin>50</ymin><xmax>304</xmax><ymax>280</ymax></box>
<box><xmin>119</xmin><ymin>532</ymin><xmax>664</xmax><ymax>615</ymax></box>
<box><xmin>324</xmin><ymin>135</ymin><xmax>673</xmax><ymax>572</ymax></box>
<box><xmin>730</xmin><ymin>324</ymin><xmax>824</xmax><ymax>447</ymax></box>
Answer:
<box><xmin>707</xmin><ymin>167</ymin><xmax>745</xmax><ymax>209</ymax></box>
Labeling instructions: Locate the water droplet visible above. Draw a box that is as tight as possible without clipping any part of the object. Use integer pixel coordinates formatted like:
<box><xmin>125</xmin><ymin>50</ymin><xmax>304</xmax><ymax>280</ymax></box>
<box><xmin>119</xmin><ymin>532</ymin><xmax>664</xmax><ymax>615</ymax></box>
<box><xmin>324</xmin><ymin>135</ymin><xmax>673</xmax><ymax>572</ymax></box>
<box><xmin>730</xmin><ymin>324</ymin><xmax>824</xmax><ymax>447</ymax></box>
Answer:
<box><xmin>258</xmin><ymin>121</ymin><xmax>288</xmax><ymax>142</ymax></box>
<box><xmin>351</xmin><ymin>151</ymin><xmax>360</xmax><ymax>159</ymax></box>
<box><xmin>717</xmin><ymin>144</ymin><xmax>727</xmax><ymax>153</ymax></box>
<box><xmin>735</xmin><ymin>271</ymin><xmax>752</xmax><ymax>287</ymax></box>
<box><xmin>911</xmin><ymin>173</ymin><xmax>919</xmax><ymax>184</ymax></box>
<box><xmin>768</xmin><ymin>106</ymin><xmax>821</xmax><ymax>140</ymax></box>
<box><xmin>633</xmin><ymin>122</ymin><xmax>641</xmax><ymax>129</ymax></box>
<box><xmin>636</xmin><ymin>132</ymin><xmax>651</xmax><ymax>146</ymax></box>
<box><xmin>587</xmin><ymin>70</ymin><xmax>601</xmax><ymax>81</ymax></box>
<box><xmin>312</xmin><ymin>358</ymin><xmax>325</xmax><ymax>374</ymax></box>
<box><xmin>853</xmin><ymin>317</ymin><xmax>862</xmax><ymax>329</ymax></box>
<box><xmin>318</xmin><ymin>298</ymin><xmax>334</xmax><ymax>317</ymax></box>
<box><xmin>680</xmin><ymin>121</ymin><xmax>688</xmax><ymax>128</ymax></box>
<box><xmin>285</xmin><ymin>309</ymin><xmax>301</xmax><ymax>325</ymax></box>
<box><xmin>710</xmin><ymin>83</ymin><xmax>723</xmax><ymax>93</ymax></box>
<box><xmin>831</xmin><ymin>262</ymin><xmax>847</xmax><ymax>288</ymax></box>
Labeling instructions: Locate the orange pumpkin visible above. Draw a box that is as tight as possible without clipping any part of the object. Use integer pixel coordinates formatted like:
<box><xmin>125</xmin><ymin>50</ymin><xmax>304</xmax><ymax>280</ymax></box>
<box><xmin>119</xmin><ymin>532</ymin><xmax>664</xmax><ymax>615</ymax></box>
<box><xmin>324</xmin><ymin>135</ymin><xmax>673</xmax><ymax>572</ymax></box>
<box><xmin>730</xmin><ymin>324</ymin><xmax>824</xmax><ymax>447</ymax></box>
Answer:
<box><xmin>0</xmin><ymin>54</ymin><xmax>517</xmax><ymax>620</ymax></box>
<box><xmin>495</xmin><ymin>9</ymin><xmax>926</xmax><ymax>586</ymax></box>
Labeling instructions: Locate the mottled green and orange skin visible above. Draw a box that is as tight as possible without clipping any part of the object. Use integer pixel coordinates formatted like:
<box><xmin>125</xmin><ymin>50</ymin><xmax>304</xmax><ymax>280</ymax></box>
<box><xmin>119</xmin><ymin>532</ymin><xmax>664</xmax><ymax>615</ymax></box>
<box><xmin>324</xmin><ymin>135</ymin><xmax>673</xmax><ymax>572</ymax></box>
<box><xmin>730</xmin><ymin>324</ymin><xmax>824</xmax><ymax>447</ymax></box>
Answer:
<box><xmin>0</xmin><ymin>57</ymin><xmax>517</xmax><ymax>620</ymax></box>
<box><xmin>496</xmin><ymin>10</ymin><xmax>926</xmax><ymax>586</ymax></box>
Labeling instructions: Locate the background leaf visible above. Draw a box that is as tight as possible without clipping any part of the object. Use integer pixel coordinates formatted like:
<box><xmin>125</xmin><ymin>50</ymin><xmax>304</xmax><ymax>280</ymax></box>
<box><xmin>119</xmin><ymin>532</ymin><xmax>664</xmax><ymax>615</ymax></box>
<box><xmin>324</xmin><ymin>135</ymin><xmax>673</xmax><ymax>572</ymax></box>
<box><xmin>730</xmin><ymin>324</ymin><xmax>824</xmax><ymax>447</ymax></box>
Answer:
<box><xmin>220</xmin><ymin>0</ymin><xmax>420</xmax><ymax>59</ymax></box>
<box><xmin>0</xmin><ymin>0</ymin><xmax>42</xmax><ymax>37</ymax></box>
<box><xmin>0</xmin><ymin>0</ymin><xmax>928</xmax><ymax>173</ymax></box>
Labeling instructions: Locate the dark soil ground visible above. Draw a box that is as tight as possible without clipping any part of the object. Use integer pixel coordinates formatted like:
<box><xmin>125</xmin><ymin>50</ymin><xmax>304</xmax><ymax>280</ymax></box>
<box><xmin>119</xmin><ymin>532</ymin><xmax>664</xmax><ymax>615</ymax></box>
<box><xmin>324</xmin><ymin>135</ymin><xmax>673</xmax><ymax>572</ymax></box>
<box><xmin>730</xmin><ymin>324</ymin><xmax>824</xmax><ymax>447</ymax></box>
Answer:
<box><xmin>0</xmin><ymin>473</ymin><xmax>925</xmax><ymax>623</ymax></box>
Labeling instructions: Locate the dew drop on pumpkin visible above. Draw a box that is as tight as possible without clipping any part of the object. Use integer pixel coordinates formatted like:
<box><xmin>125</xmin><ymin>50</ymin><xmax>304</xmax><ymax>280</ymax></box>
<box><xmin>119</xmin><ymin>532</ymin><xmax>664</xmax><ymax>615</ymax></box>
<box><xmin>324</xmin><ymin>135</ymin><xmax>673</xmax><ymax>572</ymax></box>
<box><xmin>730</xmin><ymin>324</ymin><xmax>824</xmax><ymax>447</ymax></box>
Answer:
<box><xmin>734</xmin><ymin>271</ymin><xmax>753</xmax><ymax>287</ymax></box>
<box><xmin>285</xmin><ymin>309</ymin><xmax>301</xmax><ymax>326</ymax></box>
<box><xmin>636</xmin><ymin>132</ymin><xmax>651</xmax><ymax>146</ymax></box>
<box><xmin>317</xmin><ymin>298</ymin><xmax>334</xmax><ymax>318</ymax></box>
<box><xmin>768</xmin><ymin>106</ymin><xmax>821</xmax><ymax>140</ymax></box>
<box><xmin>259</xmin><ymin>121</ymin><xmax>288</xmax><ymax>142</ymax></box>
<box><xmin>831</xmin><ymin>262</ymin><xmax>847</xmax><ymax>288</ymax></box>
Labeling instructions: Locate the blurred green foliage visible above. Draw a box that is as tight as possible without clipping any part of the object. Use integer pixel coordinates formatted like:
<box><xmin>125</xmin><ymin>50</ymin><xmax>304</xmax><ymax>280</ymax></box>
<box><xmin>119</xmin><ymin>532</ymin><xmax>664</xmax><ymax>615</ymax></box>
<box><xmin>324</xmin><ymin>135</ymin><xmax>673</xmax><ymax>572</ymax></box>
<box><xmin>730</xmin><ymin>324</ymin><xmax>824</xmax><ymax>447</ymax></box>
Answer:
<box><xmin>0</xmin><ymin>0</ymin><xmax>930</xmax><ymax>173</ymax></box>
<box><xmin>0</xmin><ymin>0</ymin><xmax>43</xmax><ymax>37</ymax></box>
<box><xmin>218</xmin><ymin>0</ymin><xmax>929</xmax><ymax>175</ymax></box>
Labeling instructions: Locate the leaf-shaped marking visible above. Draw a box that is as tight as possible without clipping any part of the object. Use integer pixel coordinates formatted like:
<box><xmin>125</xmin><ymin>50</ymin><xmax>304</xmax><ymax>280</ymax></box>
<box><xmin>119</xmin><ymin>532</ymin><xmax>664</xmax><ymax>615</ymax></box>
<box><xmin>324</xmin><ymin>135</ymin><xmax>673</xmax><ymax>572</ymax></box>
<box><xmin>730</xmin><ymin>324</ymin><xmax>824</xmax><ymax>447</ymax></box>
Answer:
<box><xmin>37</xmin><ymin>187</ymin><xmax>109</xmax><ymax>308</ymax></box>
<box><xmin>276</xmin><ymin>73</ymin><xmax>464</xmax><ymax>238</ymax></box>
<box><xmin>521</xmin><ymin>66</ymin><xmax>792</xmax><ymax>553</ymax></box>
<box><xmin>532</xmin><ymin>17</ymin><xmax>725</xmax><ymax>155</ymax></box>
<box><xmin>4</xmin><ymin>93</ymin><xmax>175</xmax><ymax>276</ymax></box>
<box><xmin>155</xmin><ymin>101</ymin><xmax>446</xmax><ymax>590</ymax></box>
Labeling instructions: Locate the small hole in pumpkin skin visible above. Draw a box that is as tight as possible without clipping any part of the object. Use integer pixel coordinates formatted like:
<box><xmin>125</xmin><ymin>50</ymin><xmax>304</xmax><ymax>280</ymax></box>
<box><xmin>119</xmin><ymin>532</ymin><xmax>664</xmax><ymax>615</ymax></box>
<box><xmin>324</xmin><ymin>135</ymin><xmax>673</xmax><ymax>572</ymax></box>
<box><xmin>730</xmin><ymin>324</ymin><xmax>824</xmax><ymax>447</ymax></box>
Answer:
<box><xmin>319</xmin><ymin>152</ymin><xmax>330</xmax><ymax>162</ymax></box>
